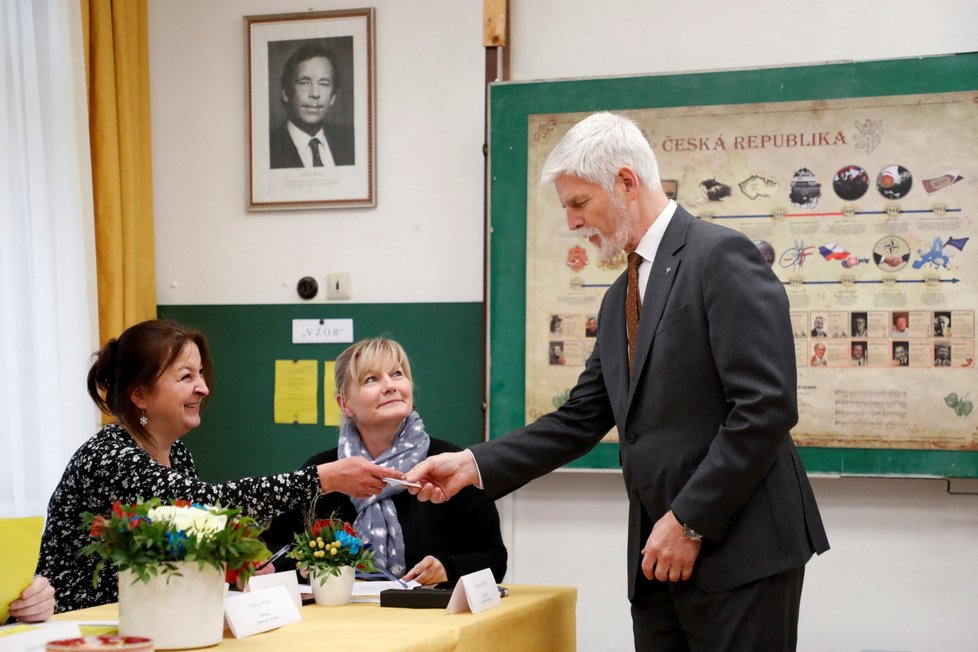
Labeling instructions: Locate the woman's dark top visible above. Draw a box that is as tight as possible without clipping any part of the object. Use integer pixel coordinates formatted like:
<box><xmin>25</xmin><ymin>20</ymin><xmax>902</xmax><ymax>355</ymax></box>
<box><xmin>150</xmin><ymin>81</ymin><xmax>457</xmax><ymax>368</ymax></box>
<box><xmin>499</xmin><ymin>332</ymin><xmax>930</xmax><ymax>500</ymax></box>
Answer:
<box><xmin>36</xmin><ymin>424</ymin><xmax>321</xmax><ymax>612</ymax></box>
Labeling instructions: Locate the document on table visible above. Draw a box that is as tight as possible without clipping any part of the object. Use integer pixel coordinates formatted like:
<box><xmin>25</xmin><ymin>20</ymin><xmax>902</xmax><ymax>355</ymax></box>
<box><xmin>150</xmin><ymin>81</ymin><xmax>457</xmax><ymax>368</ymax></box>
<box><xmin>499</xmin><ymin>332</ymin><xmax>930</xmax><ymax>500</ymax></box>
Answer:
<box><xmin>351</xmin><ymin>580</ymin><xmax>421</xmax><ymax>603</ymax></box>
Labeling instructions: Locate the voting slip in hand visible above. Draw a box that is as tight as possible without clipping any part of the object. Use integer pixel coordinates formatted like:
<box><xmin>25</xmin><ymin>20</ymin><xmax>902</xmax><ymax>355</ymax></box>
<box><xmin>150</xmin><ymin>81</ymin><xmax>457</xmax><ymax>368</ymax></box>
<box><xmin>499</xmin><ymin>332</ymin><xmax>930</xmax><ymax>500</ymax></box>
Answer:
<box><xmin>383</xmin><ymin>477</ymin><xmax>421</xmax><ymax>488</ymax></box>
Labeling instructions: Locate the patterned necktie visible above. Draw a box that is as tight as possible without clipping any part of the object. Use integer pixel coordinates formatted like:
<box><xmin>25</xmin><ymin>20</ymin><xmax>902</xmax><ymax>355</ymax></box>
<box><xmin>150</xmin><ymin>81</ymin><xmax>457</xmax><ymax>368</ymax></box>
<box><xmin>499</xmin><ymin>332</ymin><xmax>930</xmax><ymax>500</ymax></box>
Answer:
<box><xmin>626</xmin><ymin>252</ymin><xmax>643</xmax><ymax>375</ymax></box>
<box><xmin>310</xmin><ymin>138</ymin><xmax>324</xmax><ymax>167</ymax></box>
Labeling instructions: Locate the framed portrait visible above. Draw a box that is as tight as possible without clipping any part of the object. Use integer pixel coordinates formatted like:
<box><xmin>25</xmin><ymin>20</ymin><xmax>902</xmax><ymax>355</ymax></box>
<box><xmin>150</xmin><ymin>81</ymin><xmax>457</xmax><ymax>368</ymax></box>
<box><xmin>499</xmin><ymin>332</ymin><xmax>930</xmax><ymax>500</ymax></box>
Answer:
<box><xmin>246</xmin><ymin>9</ymin><xmax>375</xmax><ymax>210</ymax></box>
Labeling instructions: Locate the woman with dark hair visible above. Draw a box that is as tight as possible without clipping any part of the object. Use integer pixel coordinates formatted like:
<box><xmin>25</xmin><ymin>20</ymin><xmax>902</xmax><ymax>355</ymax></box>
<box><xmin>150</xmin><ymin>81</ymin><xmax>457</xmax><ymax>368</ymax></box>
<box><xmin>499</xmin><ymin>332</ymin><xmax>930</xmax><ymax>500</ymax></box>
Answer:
<box><xmin>34</xmin><ymin>320</ymin><xmax>400</xmax><ymax>613</ymax></box>
<box><xmin>263</xmin><ymin>337</ymin><xmax>506</xmax><ymax>584</ymax></box>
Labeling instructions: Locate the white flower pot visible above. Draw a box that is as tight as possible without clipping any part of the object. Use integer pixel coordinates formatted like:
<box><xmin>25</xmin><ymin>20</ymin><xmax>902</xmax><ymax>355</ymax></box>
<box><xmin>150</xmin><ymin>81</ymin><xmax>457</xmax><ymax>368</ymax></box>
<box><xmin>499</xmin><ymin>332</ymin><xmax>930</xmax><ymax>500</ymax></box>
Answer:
<box><xmin>118</xmin><ymin>562</ymin><xmax>226</xmax><ymax>649</ymax></box>
<box><xmin>309</xmin><ymin>566</ymin><xmax>354</xmax><ymax>605</ymax></box>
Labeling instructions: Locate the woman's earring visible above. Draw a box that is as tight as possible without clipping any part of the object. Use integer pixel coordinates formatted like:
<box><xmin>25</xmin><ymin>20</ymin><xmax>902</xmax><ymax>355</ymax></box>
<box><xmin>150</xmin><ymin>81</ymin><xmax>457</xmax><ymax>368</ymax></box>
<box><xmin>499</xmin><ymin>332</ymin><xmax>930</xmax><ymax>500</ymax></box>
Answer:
<box><xmin>139</xmin><ymin>411</ymin><xmax>148</xmax><ymax>426</ymax></box>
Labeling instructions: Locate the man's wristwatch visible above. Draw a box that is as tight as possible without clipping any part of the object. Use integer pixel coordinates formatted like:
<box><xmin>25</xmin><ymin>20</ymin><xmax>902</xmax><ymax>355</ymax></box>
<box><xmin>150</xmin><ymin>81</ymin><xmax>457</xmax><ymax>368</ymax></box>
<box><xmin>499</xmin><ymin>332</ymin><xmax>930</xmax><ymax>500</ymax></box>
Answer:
<box><xmin>680</xmin><ymin>521</ymin><xmax>703</xmax><ymax>542</ymax></box>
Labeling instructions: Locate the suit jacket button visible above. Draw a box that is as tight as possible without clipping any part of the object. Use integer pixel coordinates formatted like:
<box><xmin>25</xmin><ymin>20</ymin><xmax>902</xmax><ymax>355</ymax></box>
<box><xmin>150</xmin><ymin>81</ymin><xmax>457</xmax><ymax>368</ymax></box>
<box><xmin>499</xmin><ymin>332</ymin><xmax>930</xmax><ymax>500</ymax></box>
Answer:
<box><xmin>625</xmin><ymin>432</ymin><xmax>637</xmax><ymax>444</ymax></box>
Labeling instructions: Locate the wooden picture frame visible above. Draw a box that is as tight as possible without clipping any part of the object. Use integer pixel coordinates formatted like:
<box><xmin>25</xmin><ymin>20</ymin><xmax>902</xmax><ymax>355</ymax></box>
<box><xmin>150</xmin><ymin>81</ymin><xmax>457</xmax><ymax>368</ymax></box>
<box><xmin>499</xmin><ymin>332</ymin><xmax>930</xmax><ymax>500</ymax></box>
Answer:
<box><xmin>246</xmin><ymin>9</ymin><xmax>375</xmax><ymax>210</ymax></box>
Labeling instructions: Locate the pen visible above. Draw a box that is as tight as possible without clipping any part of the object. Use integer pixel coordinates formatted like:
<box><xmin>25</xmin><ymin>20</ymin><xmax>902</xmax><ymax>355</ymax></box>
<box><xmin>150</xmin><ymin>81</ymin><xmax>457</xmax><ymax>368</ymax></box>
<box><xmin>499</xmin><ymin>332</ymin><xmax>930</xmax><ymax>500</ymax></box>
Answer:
<box><xmin>256</xmin><ymin>543</ymin><xmax>293</xmax><ymax>571</ymax></box>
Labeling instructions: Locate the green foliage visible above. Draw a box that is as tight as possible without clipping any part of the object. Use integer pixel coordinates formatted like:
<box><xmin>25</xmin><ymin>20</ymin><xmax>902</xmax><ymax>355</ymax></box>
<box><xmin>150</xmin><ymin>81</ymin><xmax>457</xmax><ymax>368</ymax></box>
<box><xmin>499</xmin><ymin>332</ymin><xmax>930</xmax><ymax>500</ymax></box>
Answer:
<box><xmin>80</xmin><ymin>498</ymin><xmax>270</xmax><ymax>587</ymax></box>
<box><xmin>287</xmin><ymin>500</ymin><xmax>374</xmax><ymax>578</ymax></box>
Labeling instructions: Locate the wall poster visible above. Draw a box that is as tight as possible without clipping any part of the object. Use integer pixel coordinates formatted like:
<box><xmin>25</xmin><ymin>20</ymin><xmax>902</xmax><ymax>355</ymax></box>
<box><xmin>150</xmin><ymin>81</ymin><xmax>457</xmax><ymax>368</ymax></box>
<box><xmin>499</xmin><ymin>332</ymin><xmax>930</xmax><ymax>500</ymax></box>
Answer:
<box><xmin>525</xmin><ymin>91</ymin><xmax>978</xmax><ymax>453</ymax></box>
<box><xmin>490</xmin><ymin>55</ymin><xmax>978</xmax><ymax>475</ymax></box>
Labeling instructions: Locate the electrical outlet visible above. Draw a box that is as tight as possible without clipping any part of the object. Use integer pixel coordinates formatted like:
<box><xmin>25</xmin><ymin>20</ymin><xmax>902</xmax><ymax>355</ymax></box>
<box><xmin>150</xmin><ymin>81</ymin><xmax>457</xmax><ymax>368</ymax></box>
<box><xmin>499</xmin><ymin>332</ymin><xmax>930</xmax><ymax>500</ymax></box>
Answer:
<box><xmin>326</xmin><ymin>273</ymin><xmax>352</xmax><ymax>300</ymax></box>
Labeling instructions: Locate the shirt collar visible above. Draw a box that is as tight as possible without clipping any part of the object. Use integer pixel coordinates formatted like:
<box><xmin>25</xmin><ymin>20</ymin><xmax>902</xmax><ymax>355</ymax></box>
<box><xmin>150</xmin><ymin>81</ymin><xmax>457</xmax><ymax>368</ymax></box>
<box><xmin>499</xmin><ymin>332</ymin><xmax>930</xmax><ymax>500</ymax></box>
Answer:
<box><xmin>633</xmin><ymin>199</ymin><xmax>677</xmax><ymax>264</ymax></box>
<box><xmin>286</xmin><ymin>120</ymin><xmax>328</xmax><ymax>165</ymax></box>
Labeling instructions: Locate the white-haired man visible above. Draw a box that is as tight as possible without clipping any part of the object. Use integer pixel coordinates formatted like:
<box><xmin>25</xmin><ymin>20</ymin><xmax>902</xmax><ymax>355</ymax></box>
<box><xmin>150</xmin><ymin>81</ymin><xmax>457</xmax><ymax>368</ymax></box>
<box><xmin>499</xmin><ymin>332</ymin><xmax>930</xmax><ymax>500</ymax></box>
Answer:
<box><xmin>408</xmin><ymin>112</ymin><xmax>828</xmax><ymax>650</ymax></box>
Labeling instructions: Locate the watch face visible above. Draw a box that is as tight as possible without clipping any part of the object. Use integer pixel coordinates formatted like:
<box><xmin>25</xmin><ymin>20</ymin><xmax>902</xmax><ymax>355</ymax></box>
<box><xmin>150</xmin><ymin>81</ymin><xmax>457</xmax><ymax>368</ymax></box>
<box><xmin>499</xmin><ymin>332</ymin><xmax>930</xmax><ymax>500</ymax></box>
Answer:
<box><xmin>681</xmin><ymin>523</ymin><xmax>702</xmax><ymax>541</ymax></box>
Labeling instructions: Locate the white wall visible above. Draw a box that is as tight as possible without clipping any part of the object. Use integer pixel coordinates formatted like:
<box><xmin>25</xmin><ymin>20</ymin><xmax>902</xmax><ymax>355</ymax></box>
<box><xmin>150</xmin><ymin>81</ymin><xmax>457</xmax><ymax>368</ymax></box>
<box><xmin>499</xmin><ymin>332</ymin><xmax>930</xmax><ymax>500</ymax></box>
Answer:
<box><xmin>149</xmin><ymin>1</ymin><xmax>978</xmax><ymax>650</ymax></box>
<box><xmin>149</xmin><ymin>0</ymin><xmax>485</xmax><ymax>305</ymax></box>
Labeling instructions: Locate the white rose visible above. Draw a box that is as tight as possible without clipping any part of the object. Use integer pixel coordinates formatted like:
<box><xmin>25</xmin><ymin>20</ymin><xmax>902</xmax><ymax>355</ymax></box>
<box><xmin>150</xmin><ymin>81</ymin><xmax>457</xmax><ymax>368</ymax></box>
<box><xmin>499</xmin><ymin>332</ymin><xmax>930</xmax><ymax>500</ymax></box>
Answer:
<box><xmin>148</xmin><ymin>505</ymin><xmax>227</xmax><ymax>536</ymax></box>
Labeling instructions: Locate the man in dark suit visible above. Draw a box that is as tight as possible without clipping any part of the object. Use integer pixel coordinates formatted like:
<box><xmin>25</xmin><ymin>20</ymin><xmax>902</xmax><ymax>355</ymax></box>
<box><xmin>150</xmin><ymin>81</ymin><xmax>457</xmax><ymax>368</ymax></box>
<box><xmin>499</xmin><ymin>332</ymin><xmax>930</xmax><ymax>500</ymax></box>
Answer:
<box><xmin>270</xmin><ymin>44</ymin><xmax>354</xmax><ymax>168</ymax></box>
<box><xmin>408</xmin><ymin>112</ymin><xmax>828</xmax><ymax>650</ymax></box>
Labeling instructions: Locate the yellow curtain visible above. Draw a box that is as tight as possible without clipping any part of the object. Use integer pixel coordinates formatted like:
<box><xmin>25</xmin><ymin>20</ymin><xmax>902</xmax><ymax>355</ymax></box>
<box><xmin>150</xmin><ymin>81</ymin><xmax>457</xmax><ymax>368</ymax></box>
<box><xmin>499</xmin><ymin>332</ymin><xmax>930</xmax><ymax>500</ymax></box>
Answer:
<box><xmin>80</xmin><ymin>0</ymin><xmax>157</xmax><ymax>345</ymax></box>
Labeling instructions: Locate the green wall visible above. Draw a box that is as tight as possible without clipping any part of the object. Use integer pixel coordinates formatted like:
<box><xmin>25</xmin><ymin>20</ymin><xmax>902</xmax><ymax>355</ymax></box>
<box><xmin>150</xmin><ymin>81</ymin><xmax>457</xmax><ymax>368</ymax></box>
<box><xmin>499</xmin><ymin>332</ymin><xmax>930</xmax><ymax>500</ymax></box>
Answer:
<box><xmin>158</xmin><ymin>303</ymin><xmax>483</xmax><ymax>482</ymax></box>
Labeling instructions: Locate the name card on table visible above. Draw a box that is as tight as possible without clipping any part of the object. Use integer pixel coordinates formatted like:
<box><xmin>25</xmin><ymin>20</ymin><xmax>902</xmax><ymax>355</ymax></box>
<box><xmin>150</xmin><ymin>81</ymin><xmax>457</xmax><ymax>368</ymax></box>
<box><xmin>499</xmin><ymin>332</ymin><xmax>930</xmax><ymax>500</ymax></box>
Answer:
<box><xmin>446</xmin><ymin>568</ymin><xmax>501</xmax><ymax>615</ymax></box>
<box><xmin>0</xmin><ymin>623</ymin><xmax>82</xmax><ymax>652</ymax></box>
<box><xmin>224</xmin><ymin>585</ymin><xmax>300</xmax><ymax>639</ymax></box>
<box><xmin>246</xmin><ymin>570</ymin><xmax>302</xmax><ymax>610</ymax></box>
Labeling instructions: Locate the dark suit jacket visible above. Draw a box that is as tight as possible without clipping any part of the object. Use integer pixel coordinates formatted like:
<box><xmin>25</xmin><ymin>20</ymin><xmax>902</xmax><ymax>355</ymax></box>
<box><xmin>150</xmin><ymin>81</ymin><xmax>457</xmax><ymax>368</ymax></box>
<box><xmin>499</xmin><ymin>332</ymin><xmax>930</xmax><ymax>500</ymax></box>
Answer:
<box><xmin>269</xmin><ymin>121</ymin><xmax>355</xmax><ymax>168</ymax></box>
<box><xmin>263</xmin><ymin>438</ymin><xmax>507</xmax><ymax>582</ymax></box>
<box><xmin>473</xmin><ymin>205</ymin><xmax>828</xmax><ymax>598</ymax></box>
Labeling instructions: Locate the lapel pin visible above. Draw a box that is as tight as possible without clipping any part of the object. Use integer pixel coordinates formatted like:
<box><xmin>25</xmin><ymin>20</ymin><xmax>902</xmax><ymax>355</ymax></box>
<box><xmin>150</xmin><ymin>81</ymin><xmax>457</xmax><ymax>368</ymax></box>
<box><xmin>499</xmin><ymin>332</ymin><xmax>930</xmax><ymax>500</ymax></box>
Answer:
<box><xmin>665</xmin><ymin>267</ymin><xmax>672</xmax><ymax>275</ymax></box>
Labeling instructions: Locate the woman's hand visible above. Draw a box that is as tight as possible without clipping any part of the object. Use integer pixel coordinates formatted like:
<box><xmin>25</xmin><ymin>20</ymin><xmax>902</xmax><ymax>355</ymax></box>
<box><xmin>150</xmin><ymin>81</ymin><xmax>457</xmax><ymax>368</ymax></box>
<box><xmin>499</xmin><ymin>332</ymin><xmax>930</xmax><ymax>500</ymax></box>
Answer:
<box><xmin>9</xmin><ymin>576</ymin><xmax>55</xmax><ymax>622</ymax></box>
<box><xmin>235</xmin><ymin>561</ymin><xmax>276</xmax><ymax>590</ymax></box>
<box><xmin>401</xmin><ymin>555</ymin><xmax>447</xmax><ymax>586</ymax></box>
<box><xmin>317</xmin><ymin>456</ymin><xmax>403</xmax><ymax>497</ymax></box>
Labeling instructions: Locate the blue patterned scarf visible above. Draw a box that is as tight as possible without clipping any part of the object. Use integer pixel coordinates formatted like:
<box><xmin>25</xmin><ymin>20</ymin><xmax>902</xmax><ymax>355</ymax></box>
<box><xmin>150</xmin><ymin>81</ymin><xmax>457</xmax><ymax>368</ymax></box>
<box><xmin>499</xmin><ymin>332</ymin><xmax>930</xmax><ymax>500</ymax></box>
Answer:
<box><xmin>338</xmin><ymin>411</ymin><xmax>430</xmax><ymax>576</ymax></box>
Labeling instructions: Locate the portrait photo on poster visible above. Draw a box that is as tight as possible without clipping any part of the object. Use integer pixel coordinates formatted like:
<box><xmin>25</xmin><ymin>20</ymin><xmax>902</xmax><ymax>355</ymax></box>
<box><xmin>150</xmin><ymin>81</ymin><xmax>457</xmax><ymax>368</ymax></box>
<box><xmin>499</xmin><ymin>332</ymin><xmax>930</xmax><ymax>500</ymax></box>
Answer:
<box><xmin>246</xmin><ymin>9</ymin><xmax>375</xmax><ymax>210</ymax></box>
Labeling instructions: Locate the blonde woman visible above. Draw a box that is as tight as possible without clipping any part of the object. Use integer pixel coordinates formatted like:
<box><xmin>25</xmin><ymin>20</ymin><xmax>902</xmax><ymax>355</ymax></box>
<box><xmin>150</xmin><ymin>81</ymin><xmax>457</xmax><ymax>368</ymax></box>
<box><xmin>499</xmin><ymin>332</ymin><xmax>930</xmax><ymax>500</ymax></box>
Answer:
<box><xmin>265</xmin><ymin>338</ymin><xmax>506</xmax><ymax>584</ymax></box>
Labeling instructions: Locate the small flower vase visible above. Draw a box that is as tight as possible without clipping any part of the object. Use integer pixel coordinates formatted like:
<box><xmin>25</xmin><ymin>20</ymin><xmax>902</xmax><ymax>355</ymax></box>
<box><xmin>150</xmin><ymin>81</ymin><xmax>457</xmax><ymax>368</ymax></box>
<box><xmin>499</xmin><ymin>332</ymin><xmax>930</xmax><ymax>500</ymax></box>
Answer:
<box><xmin>118</xmin><ymin>561</ymin><xmax>226</xmax><ymax>649</ymax></box>
<box><xmin>309</xmin><ymin>565</ymin><xmax>355</xmax><ymax>605</ymax></box>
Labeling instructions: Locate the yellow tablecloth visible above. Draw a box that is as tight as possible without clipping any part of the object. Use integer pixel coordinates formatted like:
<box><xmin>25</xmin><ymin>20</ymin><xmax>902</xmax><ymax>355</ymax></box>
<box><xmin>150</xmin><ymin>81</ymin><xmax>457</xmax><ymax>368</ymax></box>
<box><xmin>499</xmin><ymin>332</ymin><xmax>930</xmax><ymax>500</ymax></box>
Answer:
<box><xmin>53</xmin><ymin>584</ymin><xmax>576</xmax><ymax>651</ymax></box>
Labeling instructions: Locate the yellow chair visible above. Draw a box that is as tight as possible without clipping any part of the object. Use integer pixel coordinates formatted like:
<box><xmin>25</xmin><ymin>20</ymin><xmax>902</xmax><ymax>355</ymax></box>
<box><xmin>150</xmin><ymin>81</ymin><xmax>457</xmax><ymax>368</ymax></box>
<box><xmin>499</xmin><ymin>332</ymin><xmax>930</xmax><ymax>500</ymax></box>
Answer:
<box><xmin>0</xmin><ymin>516</ymin><xmax>44</xmax><ymax>623</ymax></box>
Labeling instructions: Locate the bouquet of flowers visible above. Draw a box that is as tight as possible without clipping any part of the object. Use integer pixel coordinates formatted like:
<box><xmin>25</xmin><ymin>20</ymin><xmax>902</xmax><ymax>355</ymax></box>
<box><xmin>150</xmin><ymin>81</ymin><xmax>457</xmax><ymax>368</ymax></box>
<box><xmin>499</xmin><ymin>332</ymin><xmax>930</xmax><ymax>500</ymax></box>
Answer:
<box><xmin>80</xmin><ymin>498</ymin><xmax>269</xmax><ymax>585</ymax></box>
<box><xmin>287</xmin><ymin>508</ymin><xmax>375</xmax><ymax>578</ymax></box>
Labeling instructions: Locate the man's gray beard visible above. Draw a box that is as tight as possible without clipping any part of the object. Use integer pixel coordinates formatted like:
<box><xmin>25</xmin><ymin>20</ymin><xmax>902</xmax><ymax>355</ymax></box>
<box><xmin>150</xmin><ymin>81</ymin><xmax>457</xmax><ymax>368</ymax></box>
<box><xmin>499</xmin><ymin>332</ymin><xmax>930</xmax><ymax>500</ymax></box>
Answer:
<box><xmin>579</xmin><ymin>197</ymin><xmax>635</xmax><ymax>262</ymax></box>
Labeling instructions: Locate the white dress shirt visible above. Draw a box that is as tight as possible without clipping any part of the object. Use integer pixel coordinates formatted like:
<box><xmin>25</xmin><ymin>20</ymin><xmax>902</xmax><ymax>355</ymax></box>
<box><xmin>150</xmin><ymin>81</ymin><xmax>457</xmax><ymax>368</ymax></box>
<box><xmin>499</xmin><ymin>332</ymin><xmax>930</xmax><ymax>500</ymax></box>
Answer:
<box><xmin>286</xmin><ymin>121</ymin><xmax>336</xmax><ymax>167</ymax></box>
<box><xmin>631</xmin><ymin>199</ymin><xmax>678</xmax><ymax>302</ymax></box>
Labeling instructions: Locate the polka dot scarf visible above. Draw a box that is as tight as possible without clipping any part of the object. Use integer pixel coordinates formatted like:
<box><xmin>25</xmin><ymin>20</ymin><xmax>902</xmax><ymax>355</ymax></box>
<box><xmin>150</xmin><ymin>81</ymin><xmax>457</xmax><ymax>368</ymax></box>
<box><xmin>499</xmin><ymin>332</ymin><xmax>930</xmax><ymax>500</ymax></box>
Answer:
<box><xmin>338</xmin><ymin>411</ymin><xmax>430</xmax><ymax>576</ymax></box>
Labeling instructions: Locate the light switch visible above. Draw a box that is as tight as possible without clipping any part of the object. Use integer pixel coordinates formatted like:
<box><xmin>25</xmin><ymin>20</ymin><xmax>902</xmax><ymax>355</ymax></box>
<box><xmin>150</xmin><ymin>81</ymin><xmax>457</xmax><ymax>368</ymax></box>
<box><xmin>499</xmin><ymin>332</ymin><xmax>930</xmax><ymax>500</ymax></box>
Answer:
<box><xmin>326</xmin><ymin>273</ymin><xmax>352</xmax><ymax>300</ymax></box>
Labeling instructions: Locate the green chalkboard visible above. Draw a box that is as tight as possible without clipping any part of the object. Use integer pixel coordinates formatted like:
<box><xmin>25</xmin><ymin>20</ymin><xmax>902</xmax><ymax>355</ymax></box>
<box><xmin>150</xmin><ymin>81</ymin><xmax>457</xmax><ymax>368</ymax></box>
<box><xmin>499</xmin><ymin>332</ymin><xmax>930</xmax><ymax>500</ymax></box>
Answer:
<box><xmin>159</xmin><ymin>303</ymin><xmax>483</xmax><ymax>482</ymax></box>
<box><xmin>488</xmin><ymin>53</ymin><xmax>978</xmax><ymax>477</ymax></box>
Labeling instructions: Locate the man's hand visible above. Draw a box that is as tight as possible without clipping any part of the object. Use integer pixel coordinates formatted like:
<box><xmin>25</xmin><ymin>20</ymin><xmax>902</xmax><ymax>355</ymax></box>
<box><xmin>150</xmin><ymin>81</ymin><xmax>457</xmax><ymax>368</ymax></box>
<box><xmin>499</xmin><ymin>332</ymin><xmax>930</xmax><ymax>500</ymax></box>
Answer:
<box><xmin>401</xmin><ymin>555</ymin><xmax>448</xmax><ymax>586</ymax></box>
<box><xmin>317</xmin><ymin>456</ymin><xmax>403</xmax><ymax>498</ymax></box>
<box><xmin>640</xmin><ymin>510</ymin><xmax>702</xmax><ymax>583</ymax></box>
<box><xmin>405</xmin><ymin>451</ymin><xmax>479</xmax><ymax>503</ymax></box>
<box><xmin>9</xmin><ymin>576</ymin><xmax>55</xmax><ymax>622</ymax></box>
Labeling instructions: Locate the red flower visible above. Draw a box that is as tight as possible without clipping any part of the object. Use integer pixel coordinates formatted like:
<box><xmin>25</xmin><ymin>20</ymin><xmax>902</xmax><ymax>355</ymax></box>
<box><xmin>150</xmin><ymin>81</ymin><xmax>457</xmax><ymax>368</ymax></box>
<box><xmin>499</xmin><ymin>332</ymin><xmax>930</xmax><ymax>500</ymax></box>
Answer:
<box><xmin>343</xmin><ymin>522</ymin><xmax>356</xmax><ymax>536</ymax></box>
<box><xmin>226</xmin><ymin>560</ymin><xmax>256</xmax><ymax>584</ymax></box>
<box><xmin>89</xmin><ymin>515</ymin><xmax>107</xmax><ymax>538</ymax></box>
<box><xmin>112</xmin><ymin>501</ymin><xmax>138</xmax><ymax>521</ymax></box>
<box><xmin>311</xmin><ymin>519</ymin><xmax>331</xmax><ymax>537</ymax></box>
<box><xmin>175</xmin><ymin>499</ymin><xmax>191</xmax><ymax>507</ymax></box>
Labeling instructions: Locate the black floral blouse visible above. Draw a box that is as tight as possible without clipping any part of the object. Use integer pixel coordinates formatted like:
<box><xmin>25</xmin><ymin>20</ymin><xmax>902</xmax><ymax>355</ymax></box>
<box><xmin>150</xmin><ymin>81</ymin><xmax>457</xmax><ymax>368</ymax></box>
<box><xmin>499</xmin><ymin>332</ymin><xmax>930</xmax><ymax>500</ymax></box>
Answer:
<box><xmin>35</xmin><ymin>424</ymin><xmax>321</xmax><ymax>613</ymax></box>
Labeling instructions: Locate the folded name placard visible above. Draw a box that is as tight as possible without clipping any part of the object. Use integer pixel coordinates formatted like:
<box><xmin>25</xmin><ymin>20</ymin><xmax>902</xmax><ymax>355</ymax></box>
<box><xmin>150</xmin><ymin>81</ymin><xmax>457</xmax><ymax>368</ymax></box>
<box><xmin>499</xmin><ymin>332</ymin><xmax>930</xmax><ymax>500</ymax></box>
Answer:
<box><xmin>447</xmin><ymin>568</ymin><xmax>501</xmax><ymax>614</ymax></box>
<box><xmin>246</xmin><ymin>570</ymin><xmax>302</xmax><ymax>610</ymax></box>
<box><xmin>224</xmin><ymin>585</ymin><xmax>301</xmax><ymax>638</ymax></box>
<box><xmin>0</xmin><ymin>622</ymin><xmax>82</xmax><ymax>652</ymax></box>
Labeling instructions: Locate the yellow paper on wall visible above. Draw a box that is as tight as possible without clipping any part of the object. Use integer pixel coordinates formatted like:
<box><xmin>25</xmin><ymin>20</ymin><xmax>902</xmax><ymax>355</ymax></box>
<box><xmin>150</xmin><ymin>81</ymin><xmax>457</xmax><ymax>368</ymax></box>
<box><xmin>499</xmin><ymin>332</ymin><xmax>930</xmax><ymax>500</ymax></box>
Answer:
<box><xmin>0</xmin><ymin>516</ymin><xmax>44</xmax><ymax>623</ymax></box>
<box><xmin>324</xmin><ymin>361</ymin><xmax>340</xmax><ymax>426</ymax></box>
<box><xmin>273</xmin><ymin>360</ymin><xmax>318</xmax><ymax>424</ymax></box>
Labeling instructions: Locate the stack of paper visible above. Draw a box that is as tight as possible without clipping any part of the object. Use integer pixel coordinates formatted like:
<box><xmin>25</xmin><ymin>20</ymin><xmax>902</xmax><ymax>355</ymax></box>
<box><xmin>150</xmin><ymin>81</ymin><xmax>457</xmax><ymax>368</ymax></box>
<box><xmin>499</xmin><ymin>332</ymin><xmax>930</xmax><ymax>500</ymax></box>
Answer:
<box><xmin>350</xmin><ymin>580</ymin><xmax>421</xmax><ymax>603</ymax></box>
